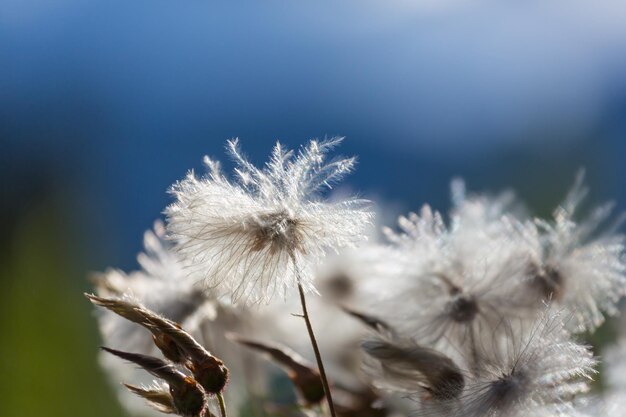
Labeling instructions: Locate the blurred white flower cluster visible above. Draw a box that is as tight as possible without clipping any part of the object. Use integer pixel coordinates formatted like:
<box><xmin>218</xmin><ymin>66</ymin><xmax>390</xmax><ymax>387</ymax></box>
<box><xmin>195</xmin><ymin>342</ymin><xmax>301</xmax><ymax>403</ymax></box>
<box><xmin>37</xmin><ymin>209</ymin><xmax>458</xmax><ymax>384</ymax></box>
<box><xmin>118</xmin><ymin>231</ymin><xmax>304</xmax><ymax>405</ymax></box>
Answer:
<box><xmin>88</xmin><ymin>139</ymin><xmax>626</xmax><ymax>417</ymax></box>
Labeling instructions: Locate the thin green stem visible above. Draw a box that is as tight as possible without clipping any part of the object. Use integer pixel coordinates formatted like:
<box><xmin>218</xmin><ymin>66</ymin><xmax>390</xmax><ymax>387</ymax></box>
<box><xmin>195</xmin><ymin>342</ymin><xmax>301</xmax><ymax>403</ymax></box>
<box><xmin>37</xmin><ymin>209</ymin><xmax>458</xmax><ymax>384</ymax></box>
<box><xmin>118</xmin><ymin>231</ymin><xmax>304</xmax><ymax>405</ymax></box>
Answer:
<box><xmin>216</xmin><ymin>391</ymin><xmax>228</xmax><ymax>417</ymax></box>
<box><xmin>293</xmin><ymin>268</ymin><xmax>337</xmax><ymax>417</ymax></box>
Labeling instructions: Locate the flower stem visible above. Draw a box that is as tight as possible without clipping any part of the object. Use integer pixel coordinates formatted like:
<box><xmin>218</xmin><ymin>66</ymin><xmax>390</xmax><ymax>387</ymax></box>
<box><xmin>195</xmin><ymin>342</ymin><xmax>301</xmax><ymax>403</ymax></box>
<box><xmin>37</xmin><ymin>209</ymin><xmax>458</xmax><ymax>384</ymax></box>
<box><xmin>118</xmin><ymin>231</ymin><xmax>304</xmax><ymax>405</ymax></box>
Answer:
<box><xmin>296</xmin><ymin>280</ymin><xmax>337</xmax><ymax>417</ymax></box>
<box><xmin>216</xmin><ymin>392</ymin><xmax>228</xmax><ymax>417</ymax></box>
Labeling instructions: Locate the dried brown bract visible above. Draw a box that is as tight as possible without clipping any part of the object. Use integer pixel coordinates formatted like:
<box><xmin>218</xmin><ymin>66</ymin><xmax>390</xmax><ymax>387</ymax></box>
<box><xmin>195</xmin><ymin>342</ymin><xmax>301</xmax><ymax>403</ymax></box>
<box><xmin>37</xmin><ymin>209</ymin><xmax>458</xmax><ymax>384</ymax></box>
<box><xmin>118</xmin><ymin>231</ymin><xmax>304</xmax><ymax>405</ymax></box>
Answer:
<box><xmin>87</xmin><ymin>294</ymin><xmax>230</xmax><ymax>395</ymax></box>
<box><xmin>102</xmin><ymin>347</ymin><xmax>209</xmax><ymax>417</ymax></box>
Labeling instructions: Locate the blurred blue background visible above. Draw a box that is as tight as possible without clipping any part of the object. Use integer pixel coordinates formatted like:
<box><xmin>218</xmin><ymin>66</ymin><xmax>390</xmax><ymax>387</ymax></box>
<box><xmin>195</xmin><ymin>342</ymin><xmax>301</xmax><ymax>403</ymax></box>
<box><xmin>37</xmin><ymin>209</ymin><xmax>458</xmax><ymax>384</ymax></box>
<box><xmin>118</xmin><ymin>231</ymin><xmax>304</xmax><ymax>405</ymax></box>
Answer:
<box><xmin>2</xmin><ymin>1</ymin><xmax>626</xmax><ymax>416</ymax></box>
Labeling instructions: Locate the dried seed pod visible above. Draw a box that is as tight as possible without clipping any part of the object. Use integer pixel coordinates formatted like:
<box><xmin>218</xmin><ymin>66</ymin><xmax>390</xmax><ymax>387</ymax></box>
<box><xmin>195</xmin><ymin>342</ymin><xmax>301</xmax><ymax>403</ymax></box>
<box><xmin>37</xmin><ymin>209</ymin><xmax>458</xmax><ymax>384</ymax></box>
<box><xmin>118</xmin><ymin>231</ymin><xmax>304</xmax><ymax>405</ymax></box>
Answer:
<box><xmin>348</xmin><ymin>308</ymin><xmax>464</xmax><ymax>400</ymax></box>
<box><xmin>229</xmin><ymin>334</ymin><xmax>325</xmax><ymax>406</ymax></box>
<box><xmin>102</xmin><ymin>347</ymin><xmax>208</xmax><ymax>417</ymax></box>
<box><xmin>361</xmin><ymin>336</ymin><xmax>465</xmax><ymax>401</ymax></box>
<box><xmin>154</xmin><ymin>323</ymin><xmax>229</xmax><ymax>394</ymax></box>
<box><xmin>86</xmin><ymin>294</ymin><xmax>187</xmax><ymax>363</ymax></box>
<box><xmin>88</xmin><ymin>294</ymin><xmax>230</xmax><ymax>394</ymax></box>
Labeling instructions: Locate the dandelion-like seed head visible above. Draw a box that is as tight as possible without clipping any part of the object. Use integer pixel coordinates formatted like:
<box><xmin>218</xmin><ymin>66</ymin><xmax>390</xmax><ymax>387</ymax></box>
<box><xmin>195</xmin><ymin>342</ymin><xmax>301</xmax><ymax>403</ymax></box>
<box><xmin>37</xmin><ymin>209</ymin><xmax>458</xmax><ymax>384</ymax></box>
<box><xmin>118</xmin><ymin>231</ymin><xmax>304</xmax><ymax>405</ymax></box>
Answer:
<box><xmin>513</xmin><ymin>172</ymin><xmax>626</xmax><ymax>331</ymax></box>
<box><xmin>388</xmin><ymin>311</ymin><xmax>598</xmax><ymax>417</ymax></box>
<box><xmin>166</xmin><ymin>137</ymin><xmax>372</xmax><ymax>304</ymax></box>
<box><xmin>376</xmin><ymin>202</ymin><xmax>531</xmax><ymax>357</ymax></box>
<box><xmin>450</xmin><ymin>312</ymin><xmax>596</xmax><ymax>417</ymax></box>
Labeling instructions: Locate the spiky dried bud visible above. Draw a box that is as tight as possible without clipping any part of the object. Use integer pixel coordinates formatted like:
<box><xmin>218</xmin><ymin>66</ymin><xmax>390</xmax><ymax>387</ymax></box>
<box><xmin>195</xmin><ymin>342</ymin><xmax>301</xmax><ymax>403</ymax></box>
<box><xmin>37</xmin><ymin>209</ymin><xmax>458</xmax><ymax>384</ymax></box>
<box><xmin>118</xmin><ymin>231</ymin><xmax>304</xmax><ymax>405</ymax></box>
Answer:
<box><xmin>229</xmin><ymin>334</ymin><xmax>325</xmax><ymax>405</ymax></box>
<box><xmin>102</xmin><ymin>348</ymin><xmax>208</xmax><ymax>417</ymax></box>
<box><xmin>153</xmin><ymin>321</ymin><xmax>229</xmax><ymax>394</ymax></box>
<box><xmin>88</xmin><ymin>294</ymin><xmax>230</xmax><ymax>394</ymax></box>
<box><xmin>86</xmin><ymin>293</ymin><xmax>188</xmax><ymax>363</ymax></box>
<box><xmin>187</xmin><ymin>356</ymin><xmax>230</xmax><ymax>396</ymax></box>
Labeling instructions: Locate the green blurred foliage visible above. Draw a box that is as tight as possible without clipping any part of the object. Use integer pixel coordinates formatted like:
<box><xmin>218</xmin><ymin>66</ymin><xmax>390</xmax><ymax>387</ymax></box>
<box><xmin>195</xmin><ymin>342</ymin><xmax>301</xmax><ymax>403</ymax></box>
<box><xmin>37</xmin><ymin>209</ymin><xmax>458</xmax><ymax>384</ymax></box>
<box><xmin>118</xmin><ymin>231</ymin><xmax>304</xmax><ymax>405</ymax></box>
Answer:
<box><xmin>0</xmin><ymin>197</ymin><xmax>130</xmax><ymax>417</ymax></box>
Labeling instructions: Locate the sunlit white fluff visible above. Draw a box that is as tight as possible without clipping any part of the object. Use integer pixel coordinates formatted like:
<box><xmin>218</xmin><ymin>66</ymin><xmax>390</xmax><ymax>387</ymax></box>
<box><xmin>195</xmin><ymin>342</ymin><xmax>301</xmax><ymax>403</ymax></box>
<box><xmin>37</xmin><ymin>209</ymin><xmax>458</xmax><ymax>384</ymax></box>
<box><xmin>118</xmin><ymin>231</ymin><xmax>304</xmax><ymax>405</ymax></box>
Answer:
<box><xmin>379</xmin><ymin>203</ymin><xmax>534</xmax><ymax>363</ymax></box>
<box><xmin>165</xmin><ymin>137</ymin><xmax>372</xmax><ymax>304</ymax></box>
<box><xmin>587</xmin><ymin>338</ymin><xmax>626</xmax><ymax>417</ymax></box>
<box><xmin>449</xmin><ymin>178</ymin><xmax>525</xmax><ymax>231</ymax></box>
<box><xmin>511</xmin><ymin>172</ymin><xmax>626</xmax><ymax>331</ymax></box>
<box><xmin>412</xmin><ymin>312</ymin><xmax>596</xmax><ymax>417</ymax></box>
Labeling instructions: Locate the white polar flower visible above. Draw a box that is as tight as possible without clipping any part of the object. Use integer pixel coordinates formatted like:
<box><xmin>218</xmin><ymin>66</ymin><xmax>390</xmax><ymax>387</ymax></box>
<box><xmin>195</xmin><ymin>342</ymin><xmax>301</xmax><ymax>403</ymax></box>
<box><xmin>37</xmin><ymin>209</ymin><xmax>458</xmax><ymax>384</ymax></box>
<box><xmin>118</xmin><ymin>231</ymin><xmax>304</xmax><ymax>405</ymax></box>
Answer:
<box><xmin>511</xmin><ymin>172</ymin><xmax>626</xmax><ymax>332</ymax></box>
<box><xmin>379</xmin><ymin>203</ymin><xmax>535</xmax><ymax>363</ymax></box>
<box><xmin>404</xmin><ymin>312</ymin><xmax>596</xmax><ymax>417</ymax></box>
<box><xmin>165</xmin><ymin>137</ymin><xmax>372</xmax><ymax>305</ymax></box>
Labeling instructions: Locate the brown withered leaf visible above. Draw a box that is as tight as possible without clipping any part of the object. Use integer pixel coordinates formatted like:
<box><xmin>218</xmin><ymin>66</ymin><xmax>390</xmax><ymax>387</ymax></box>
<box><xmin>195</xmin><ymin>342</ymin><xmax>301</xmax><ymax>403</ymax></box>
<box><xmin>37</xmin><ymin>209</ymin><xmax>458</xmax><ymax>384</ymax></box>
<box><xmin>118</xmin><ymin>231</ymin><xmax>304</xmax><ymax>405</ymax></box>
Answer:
<box><xmin>228</xmin><ymin>333</ymin><xmax>325</xmax><ymax>406</ymax></box>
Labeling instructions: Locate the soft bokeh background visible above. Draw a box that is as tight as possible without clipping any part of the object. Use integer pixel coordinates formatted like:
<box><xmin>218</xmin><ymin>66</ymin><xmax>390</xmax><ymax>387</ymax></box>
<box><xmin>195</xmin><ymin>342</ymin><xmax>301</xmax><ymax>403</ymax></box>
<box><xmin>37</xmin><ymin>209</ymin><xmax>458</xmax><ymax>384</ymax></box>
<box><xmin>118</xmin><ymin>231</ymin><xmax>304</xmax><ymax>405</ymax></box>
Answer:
<box><xmin>2</xmin><ymin>1</ymin><xmax>626</xmax><ymax>416</ymax></box>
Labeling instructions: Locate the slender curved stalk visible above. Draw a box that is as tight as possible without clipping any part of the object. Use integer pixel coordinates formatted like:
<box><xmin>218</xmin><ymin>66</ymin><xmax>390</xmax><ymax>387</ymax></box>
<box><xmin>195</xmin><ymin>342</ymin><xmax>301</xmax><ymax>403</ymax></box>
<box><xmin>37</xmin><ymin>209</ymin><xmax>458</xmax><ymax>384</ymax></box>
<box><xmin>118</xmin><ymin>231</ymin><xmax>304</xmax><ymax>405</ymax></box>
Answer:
<box><xmin>468</xmin><ymin>326</ymin><xmax>480</xmax><ymax>377</ymax></box>
<box><xmin>292</xmin><ymin>257</ymin><xmax>337</xmax><ymax>417</ymax></box>
<box><xmin>216</xmin><ymin>391</ymin><xmax>228</xmax><ymax>417</ymax></box>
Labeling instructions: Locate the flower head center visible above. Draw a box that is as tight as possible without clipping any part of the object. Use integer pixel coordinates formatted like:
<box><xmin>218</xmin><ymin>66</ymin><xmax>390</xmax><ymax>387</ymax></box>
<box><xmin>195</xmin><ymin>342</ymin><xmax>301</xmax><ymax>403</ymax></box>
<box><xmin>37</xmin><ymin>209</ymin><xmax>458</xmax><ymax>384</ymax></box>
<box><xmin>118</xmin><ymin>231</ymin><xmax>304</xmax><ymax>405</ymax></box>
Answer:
<box><xmin>447</xmin><ymin>293</ymin><xmax>479</xmax><ymax>323</ymax></box>
<box><xmin>322</xmin><ymin>272</ymin><xmax>354</xmax><ymax>300</ymax></box>
<box><xmin>250</xmin><ymin>211</ymin><xmax>304</xmax><ymax>254</ymax></box>
<box><xmin>488</xmin><ymin>370</ymin><xmax>528</xmax><ymax>411</ymax></box>
<box><xmin>529</xmin><ymin>263</ymin><xmax>563</xmax><ymax>300</ymax></box>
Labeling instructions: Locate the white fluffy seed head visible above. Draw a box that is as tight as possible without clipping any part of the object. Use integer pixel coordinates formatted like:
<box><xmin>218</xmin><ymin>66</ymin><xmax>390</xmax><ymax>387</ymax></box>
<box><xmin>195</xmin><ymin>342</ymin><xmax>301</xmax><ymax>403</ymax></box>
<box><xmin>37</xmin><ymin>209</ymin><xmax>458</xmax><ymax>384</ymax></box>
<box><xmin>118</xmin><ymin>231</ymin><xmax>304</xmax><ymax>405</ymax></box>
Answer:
<box><xmin>408</xmin><ymin>311</ymin><xmax>597</xmax><ymax>417</ymax></box>
<box><xmin>511</xmin><ymin>172</ymin><xmax>626</xmax><ymax>332</ymax></box>
<box><xmin>165</xmin><ymin>138</ymin><xmax>372</xmax><ymax>305</ymax></box>
<box><xmin>376</xmin><ymin>202</ymin><xmax>538</xmax><ymax>361</ymax></box>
